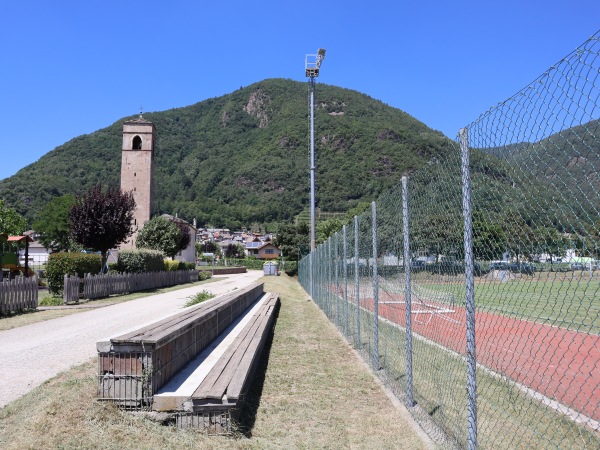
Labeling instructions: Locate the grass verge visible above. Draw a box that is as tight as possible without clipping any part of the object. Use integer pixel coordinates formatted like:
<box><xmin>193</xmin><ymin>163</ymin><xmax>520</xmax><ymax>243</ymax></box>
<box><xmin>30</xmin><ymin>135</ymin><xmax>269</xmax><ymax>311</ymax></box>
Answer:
<box><xmin>0</xmin><ymin>274</ymin><xmax>429</xmax><ymax>449</ymax></box>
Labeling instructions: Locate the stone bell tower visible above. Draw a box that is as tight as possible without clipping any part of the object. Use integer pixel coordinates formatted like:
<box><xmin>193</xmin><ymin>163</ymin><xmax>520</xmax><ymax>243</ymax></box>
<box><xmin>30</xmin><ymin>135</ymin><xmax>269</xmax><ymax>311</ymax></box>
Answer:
<box><xmin>120</xmin><ymin>115</ymin><xmax>155</xmax><ymax>248</ymax></box>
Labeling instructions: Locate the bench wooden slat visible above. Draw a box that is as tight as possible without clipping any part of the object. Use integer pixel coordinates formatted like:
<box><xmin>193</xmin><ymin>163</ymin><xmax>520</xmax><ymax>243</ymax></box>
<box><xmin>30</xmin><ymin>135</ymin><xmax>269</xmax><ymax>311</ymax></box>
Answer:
<box><xmin>227</xmin><ymin>295</ymin><xmax>278</xmax><ymax>400</ymax></box>
<box><xmin>145</xmin><ymin>286</ymin><xmax>260</xmax><ymax>346</ymax></box>
<box><xmin>191</xmin><ymin>293</ymin><xmax>278</xmax><ymax>402</ymax></box>
<box><xmin>111</xmin><ymin>283</ymin><xmax>262</xmax><ymax>344</ymax></box>
<box><xmin>117</xmin><ymin>301</ymin><xmax>223</xmax><ymax>343</ymax></box>
<box><xmin>114</xmin><ymin>301</ymin><xmax>217</xmax><ymax>341</ymax></box>
<box><xmin>113</xmin><ymin>290</ymin><xmax>238</xmax><ymax>341</ymax></box>
<box><xmin>203</xmin><ymin>309</ymin><xmax>268</xmax><ymax>400</ymax></box>
<box><xmin>192</xmin><ymin>298</ymin><xmax>270</xmax><ymax>400</ymax></box>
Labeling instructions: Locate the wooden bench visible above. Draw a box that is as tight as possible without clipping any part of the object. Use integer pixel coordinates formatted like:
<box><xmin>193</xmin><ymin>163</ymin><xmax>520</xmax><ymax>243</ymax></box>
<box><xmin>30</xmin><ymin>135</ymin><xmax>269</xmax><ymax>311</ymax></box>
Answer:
<box><xmin>152</xmin><ymin>292</ymin><xmax>279</xmax><ymax>431</ymax></box>
<box><xmin>96</xmin><ymin>282</ymin><xmax>266</xmax><ymax>408</ymax></box>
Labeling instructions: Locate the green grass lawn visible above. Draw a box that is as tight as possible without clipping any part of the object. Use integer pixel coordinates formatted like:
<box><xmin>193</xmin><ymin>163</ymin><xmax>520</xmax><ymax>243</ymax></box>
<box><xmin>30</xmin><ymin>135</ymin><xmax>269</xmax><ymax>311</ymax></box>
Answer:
<box><xmin>379</xmin><ymin>272</ymin><xmax>600</xmax><ymax>334</ymax></box>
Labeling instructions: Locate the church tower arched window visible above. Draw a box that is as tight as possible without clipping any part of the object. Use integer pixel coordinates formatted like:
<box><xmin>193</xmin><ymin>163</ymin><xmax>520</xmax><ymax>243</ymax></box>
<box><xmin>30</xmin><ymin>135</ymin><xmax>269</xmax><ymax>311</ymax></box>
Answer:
<box><xmin>132</xmin><ymin>135</ymin><xmax>142</xmax><ymax>150</ymax></box>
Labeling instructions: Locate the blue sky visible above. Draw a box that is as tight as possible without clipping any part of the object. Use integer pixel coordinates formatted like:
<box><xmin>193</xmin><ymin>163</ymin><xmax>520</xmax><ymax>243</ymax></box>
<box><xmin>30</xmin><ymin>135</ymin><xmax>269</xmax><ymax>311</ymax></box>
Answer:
<box><xmin>1</xmin><ymin>1</ymin><xmax>598</xmax><ymax>180</ymax></box>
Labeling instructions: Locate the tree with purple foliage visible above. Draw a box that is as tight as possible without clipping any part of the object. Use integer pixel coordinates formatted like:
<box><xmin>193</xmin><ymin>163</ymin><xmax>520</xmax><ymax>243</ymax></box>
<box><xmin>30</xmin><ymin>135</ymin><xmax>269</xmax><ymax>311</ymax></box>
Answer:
<box><xmin>69</xmin><ymin>184</ymin><xmax>136</xmax><ymax>272</ymax></box>
<box><xmin>174</xmin><ymin>220</ymin><xmax>191</xmax><ymax>254</ymax></box>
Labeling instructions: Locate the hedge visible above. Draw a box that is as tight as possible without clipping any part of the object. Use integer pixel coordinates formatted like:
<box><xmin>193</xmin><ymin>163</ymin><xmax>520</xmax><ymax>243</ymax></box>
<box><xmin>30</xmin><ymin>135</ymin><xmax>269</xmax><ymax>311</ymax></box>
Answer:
<box><xmin>164</xmin><ymin>260</ymin><xmax>196</xmax><ymax>271</ymax></box>
<box><xmin>222</xmin><ymin>258</ymin><xmax>266</xmax><ymax>270</ymax></box>
<box><xmin>116</xmin><ymin>249</ymin><xmax>165</xmax><ymax>273</ymax></box>
<box><xmin>46</xmin><ymin>252</ymin><xmax>102</xmax><ymax>295</ymax></box>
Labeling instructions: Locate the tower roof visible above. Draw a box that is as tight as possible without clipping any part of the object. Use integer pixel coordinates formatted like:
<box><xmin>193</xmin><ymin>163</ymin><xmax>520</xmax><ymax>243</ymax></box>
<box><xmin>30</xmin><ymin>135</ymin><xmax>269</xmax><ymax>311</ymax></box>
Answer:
<box><xmin>124</xmin><ymin>114</ymin><xmax>153</xmax><ymax>125</ymax></box>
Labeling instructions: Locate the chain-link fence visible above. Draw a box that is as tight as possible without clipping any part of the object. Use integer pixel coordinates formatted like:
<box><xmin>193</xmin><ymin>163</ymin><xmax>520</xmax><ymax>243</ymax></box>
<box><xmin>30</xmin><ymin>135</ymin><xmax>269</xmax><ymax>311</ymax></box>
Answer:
<box><xmin>299</xmin><ymin>31</ymin><xmax>600</xmax><ymax>449</ymax></box>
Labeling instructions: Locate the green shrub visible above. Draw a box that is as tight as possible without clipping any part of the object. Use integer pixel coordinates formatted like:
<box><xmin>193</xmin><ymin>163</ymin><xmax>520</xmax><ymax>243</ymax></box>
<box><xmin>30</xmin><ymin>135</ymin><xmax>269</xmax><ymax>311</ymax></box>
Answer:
<box><xmin>283</xmin><ymin>260</ymin><xmax>298</xmax><ymax>276</ymax></box>
<box><xmin>164</xmin><ymin>259</ymin><xmax>180</xmax><ymax>271</ymax></box>
<box><xmin>38</xmin><ymin>295</ymin><xmax>63</xmax><ymax>306</ymax></box>
<box><xmin>46</xmin><ymin>252</ymin><xmax>102</xmax><ymax>295</ymax></box>
<box><xmin>163</xmin><ymin>260</ymin><xmax>195</xmax><ymax>271</ymax></box>
<box><xmin>116</xmin><ymin>249</ymin><xmax>165</xmax><ymax>273</ymax></box>
<box><xmin>198</xmin><ymin>271</ymin><xmax>212</xmax><ymax>281</ymax></box>
<box><xmin>184</xmin><ymin>290</ymin><xmax>215</xmax><ymax>307</ymax></box>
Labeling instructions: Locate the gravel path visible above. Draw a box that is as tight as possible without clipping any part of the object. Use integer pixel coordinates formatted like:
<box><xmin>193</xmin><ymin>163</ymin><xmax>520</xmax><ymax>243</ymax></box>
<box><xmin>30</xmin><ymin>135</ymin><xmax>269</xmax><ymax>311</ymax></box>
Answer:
<box><xmin>0</xmin><ymin>271</ymin><xmax>263</xmax><ymax>408</ymax></box>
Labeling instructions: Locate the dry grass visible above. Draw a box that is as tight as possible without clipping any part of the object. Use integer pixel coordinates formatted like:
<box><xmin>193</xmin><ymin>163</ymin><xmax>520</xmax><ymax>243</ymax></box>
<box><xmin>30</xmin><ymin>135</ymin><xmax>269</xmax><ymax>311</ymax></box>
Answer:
<box><xmin>0</xmin><ymin>274</ymin><xmax>429</xmax><ymax>449</ymax></box>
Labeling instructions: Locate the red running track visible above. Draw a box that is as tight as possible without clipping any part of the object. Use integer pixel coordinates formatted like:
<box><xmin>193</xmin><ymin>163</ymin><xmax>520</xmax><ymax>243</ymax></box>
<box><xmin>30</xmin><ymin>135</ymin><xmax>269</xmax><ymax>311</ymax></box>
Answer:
<box><xmin>352</xmin><ymin>289</ymin><xmax>599</xmax><ymax>422</ymax></box>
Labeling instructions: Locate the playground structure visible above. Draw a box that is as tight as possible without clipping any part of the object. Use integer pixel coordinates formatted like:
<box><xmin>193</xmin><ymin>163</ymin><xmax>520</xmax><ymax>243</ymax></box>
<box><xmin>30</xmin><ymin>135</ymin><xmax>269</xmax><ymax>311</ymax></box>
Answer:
<box><xmin>0</xmin><ymin>233</ymin><xmax>34</xmax><ymax>280</ymax></box>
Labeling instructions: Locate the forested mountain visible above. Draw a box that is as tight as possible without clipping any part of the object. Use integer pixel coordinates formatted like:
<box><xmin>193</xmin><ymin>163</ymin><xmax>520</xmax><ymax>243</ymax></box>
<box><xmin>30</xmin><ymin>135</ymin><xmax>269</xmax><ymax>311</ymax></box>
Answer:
<box><xmin>483</xmin><ymin>120</ymin><xmax>600</xmax><ymax>231</ymax></box>
<box><xmin>490</xmin><ymin>119</ymin><xmax>600</xmax><ymax>216</ymax></box>
<box><xmin>0</xmin><ymin>78</ymin><xmax>449</xmax><ymax>228</ymax></box>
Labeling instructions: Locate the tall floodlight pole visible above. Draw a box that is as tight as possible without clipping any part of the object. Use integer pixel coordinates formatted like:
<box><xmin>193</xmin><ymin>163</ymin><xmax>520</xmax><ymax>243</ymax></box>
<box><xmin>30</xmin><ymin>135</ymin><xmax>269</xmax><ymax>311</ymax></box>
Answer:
<box><xmin>305</xmin><ymin>48</ymin><xmax>326</xmax><ymax>252</ymax></box>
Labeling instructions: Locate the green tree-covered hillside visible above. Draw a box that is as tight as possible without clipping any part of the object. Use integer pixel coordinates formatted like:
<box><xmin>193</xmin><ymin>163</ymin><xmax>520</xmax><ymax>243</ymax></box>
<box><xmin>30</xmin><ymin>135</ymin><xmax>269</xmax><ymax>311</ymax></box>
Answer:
<box><xmin>0</xmin><ymin>78</ymin><xmax>449</xmax><ymax>228</ymax></box>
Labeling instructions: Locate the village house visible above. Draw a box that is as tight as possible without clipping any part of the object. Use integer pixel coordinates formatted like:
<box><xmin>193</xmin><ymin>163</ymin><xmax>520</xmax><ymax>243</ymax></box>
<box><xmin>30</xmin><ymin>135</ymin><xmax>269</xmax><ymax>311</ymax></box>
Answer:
<box><xmin>244</xmin><ymin>237</ymin><xmax>281</xmax><ymax>260</ymax></box>
<box><xmin>17</xmin><ymin>231</ymin><xmax>51</xmax><ymax>267</ymax></box>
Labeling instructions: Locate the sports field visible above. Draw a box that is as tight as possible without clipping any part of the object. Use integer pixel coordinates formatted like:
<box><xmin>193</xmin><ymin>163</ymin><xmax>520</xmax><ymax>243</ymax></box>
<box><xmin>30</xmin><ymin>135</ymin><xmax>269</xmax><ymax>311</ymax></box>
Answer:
<box><xmin>314</xmin><ymin>271</ymin><xmax>599</xmax><ymax>447</ymax></box>
<box><xmin>374</xmin><ymin>273</ymin><xmax>600</xmax><ymax>421</ymax></box>
<box><xmin>403</xmin><ymin>271</ymin><xmax>600</xmax><ymax>334</ymax></box>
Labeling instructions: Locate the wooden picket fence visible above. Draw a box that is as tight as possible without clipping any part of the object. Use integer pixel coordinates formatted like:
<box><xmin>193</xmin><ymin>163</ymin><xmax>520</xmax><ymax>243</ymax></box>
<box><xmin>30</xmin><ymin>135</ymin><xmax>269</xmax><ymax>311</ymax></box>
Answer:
<box><xmin>63</xmin><ymin>274</ymin><xmax>80</xmax><ymax>304</ymax></box>
<box><xmin>0</xmin><ymin>276</ymin><xmax>39</xmax><ymax>315</ymax></box>
<box><xmin>64</xmin><ymin>270</ymin><xmax>199</xmax><ymax>303</ymax></box>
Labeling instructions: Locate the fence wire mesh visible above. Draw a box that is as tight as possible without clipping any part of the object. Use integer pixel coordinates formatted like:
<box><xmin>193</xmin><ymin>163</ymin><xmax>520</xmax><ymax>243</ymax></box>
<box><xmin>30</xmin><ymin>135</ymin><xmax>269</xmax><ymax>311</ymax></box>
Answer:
<box><xmin>299</xmin><ymin>31</ymin><xmax>600</xmax><ymax>449</ymax></box>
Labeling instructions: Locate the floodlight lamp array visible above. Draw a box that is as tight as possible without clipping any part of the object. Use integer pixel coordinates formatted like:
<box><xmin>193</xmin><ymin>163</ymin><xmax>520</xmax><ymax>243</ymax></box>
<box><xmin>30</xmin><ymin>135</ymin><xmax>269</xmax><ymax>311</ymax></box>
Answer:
<box><xmin>305</xmin><ymin>48</ymin><xmax>326</xmax><ymax>78</ymax></box>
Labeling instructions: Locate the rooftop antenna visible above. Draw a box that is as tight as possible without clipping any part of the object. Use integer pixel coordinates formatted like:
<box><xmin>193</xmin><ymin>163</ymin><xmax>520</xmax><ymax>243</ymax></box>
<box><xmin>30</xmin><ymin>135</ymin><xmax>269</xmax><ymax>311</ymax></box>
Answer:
<box><xmin>305</xmin><ymin>48</ymin><xmax>326</xmax><ymax>252</ymax></box>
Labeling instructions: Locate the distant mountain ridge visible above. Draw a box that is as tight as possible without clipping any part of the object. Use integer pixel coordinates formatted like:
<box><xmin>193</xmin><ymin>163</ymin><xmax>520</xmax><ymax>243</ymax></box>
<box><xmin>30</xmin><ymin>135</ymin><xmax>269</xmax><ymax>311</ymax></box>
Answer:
<box><xmin>3</xmin><ymin>78</ymin><xmax>593</xmax><ymax>232</ymax></box>
<box><xmin>0</xmin><ymin>78</ymin><xmax>450</xmax><ymax>228</ymax></box>
<box><xmin>510</xmin><ymin>119</ymin><xmax>598</xmax><ymax>196</ymax></box>
<box><xmin>480</xmin><ymin>119</ymin><xmax>600</xmax><ymax>220</ymax></box>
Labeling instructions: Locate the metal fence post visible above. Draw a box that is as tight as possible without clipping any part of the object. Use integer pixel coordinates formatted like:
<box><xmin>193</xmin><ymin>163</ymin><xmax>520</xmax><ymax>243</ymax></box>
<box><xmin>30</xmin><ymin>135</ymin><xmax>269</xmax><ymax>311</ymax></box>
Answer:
<box><xmin>319</xmin><ymin>243</ymin><xmax>324</xmax><ymax>310</ymax></box>
<box><xmin>354</xmin><ymin>215</ymin><xmax>361</xmax><ymax>348</ymax></box>
<box><xmin>343</xmin><ymin>225</ymin><xmax>349</xmax><ymax>336</ymax></box>
<box><xmin>372</xmin><ymin>201</ymin><xmax>379</xmax><ymax>370</ymax></box>
<box><xmin>315</xmin><ymin>248</ymin><xmax>321</xmax><ymax>307</ymax></box>
<box><xmin>327</xmin><ymin>238</ymin><xmax>332</xmax><ymax>318</ymax></box>
<box><xmin>402</xmin><ymin>176</ymin><xmax>414</xmax><ymax>407</ymax></box>
<box><xmin>460</xmin><ymin>127</ymin><xmax>477</xmax><ymax>450</ymax></box>
<box><xmin>320</xmin><ymin>244</ymin><xmax>324</xmax><ymax>308</ymax></box>
<box><xmin>309</xmin><ymin>250</ymin><xmax>313</xmax><ymax>299</ymax></box>
<box><xmin>335</xmin><ymin>233</ymin><xmax>339</xmax><ymax>326</ymax></box>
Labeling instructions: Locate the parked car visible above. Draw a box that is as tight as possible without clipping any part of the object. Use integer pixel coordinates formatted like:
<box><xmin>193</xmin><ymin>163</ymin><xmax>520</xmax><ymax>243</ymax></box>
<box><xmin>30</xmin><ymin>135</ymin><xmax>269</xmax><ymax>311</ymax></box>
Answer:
<box><xmin>489</xmin><ymin>261</ymin><xmax>510</xmax><ymax>271</ymax></box>
<box><xmin>509</xmin><ymin>262</ymin><xmax>535</xmax><ymax>275</ymax></box>
<box><xmin>426</xmin><ymin>259</ymin><xmax>486</xmax><ymax>276</ymax></box>
<box><xmin>489</xmin><ymin>261</ymin><xmax>535</xmax><ymax>275</ymax></box>
<box><xmin>571</xmin><ymin>262</ymin><xmax>587</xmax><ymax>270</ymax></box>
<box><xmin>427</xmin><ymin>258</ymin><xmax>463</xmax><ymax>275</ymax></box>
<box><xmin>410</xmin><ymin>260</ymin><xmax>427</xmax><ymax>272</ymax></box>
